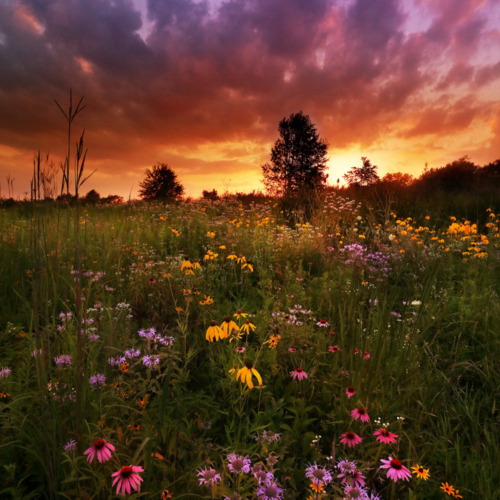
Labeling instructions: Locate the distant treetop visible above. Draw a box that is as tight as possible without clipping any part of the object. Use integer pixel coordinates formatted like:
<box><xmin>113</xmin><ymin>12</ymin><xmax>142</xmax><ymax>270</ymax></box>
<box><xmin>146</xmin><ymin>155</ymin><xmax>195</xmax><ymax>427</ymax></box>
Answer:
<box><xmin>139</xmin><ymin>163</ymin><xmax>184</xmax><ymax>201</ymax></box>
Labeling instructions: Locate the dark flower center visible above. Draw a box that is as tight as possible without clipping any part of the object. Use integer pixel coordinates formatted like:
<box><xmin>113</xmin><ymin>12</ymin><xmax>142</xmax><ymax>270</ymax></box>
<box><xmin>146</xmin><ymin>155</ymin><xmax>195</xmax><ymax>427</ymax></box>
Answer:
<box><xmin>346</xmin><ymin>432</ymin><xmax>355</xmax><ymax>440</ymax></box>
<box><xmin>232</xmin><ymin>458</ymin><xmax>244</xmax><ymax>471</ymax></box>
<box><xmin>224</xmin><ymin>315</ymin><xmax>231</xmax><ymax>322</ymax></box>
<box><xmin>245</xmin><ymin>319</ymin><xmax>250</xmax><ymax>324</ymax></box>
<box><xmin>264</xmin><ymin>486</ymin><xmax>278</xmax><ymax>496</ymax></box>
<box><xmin>202</xmin><ymin>470</ymin><xmax>216</xmax><ymax>480</ymax></box>
<box><xmin>418</xmin><ymin>468</ymin><xmax>424</xmax><ymax>473</ymax></box>
<box><xmin>349</xmin><ymin>487</ymin><xmax>361</xmax><ymax>498</ymax></box>
<box><xmin>210</xmin><ymin>320</ymin><xmax>217</xmax><ymax>327</ymax></box>
<box><xmin>358</xmin><ymin>408</ymin><xmax>365</xmax><ymax>414</ymax></box>
<box><xmin>296</xmin><ymin>368</ymin><xmax>303</xmax><ymax>372</ymax></box>
<box><xmin>245</xmin><ymin>359</ymin><xmax>254</xmax><ymax>369</ymax></box>
<box><xmin>237</xmin><ymin>310</ymin><xmax>242</xmax><ymax>314</ymax></box>
<box><xmin>120</xmin><ymin>466</ymin><xmax>133</xmax><ymax>478</ymax></box>
<box><xmin>381</xmin><ymin>429</ymin><xmax>389</xmax><ymax>436</ymax></box>
<box><xmin>347</xmin><ymin>386</ymin><xmax>355</xmax><ymax>392</ymax></box>
<box><xmin>255</xmin><ymin>471</ymin><xmax>267</xmax><ymax>480</ymax></box>
<box><xmin>312</xmin><ymin>469</ymin><xmax>326</xmax><ymax>479</ymax></box>
<box><xmin>390</xmin><ymin>459</ymin><xmax>402</xmax><ymax>470</ymax></box>
<box><xmin>93</xmin><ymin>439</ymin><xmax>105</xmax><ymax>449</ymax></box>
<box><xmin>342</xmin><ymin>463</ymin><xmax>354</xmax><ymax>472</ymax></box>
<box><xmin>184</xmin><ymin>257</ymin><xmax>189</xmax><ymax>261</ymax></box>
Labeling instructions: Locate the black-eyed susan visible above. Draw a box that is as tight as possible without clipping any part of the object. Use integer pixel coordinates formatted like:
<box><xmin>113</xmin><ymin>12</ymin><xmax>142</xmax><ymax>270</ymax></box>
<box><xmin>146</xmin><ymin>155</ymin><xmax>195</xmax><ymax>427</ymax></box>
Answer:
<box><xmin>241</xmin><ymin>261</ymin><xmax>253</xmax><ymax>272</ymax></box>
<box><xmin>441</xmin><ymin>483</ymin><xmax>455</xmax><ymax>496</ymax></box>
<box><xmin>241</xmin><ymin>319</ymin><xmax>256</xmax><ymax>335</ymax></box>
<box><xmin>199</xmin><ymin>295</ymin><xmax>214</xmax><ymax>305</ymax></box>
<box><xmin>206</xmin><ymin>321</ymin><xmax>224</xmax><ymax>342</ymax></box>
<box><xmin>411</xmin><ymin>465</ymin><xmax>429</xmax><ymax>481</ymax></box>
<box><xmin>227</xmin><ymin>253</ymin><xmax>237</xmax><ymax>260</ymax></box>
<box><xmin>193</xmin><ymin>259</ymin><xmax>201</xmax><ymax>270</ymax></box>
<box><xmin>221</xmin><ymin>315</ymin><xmax>239</xmax><ymax>337</ymax></box>
<box><xmin>453</xmin><ymin>490</ymin><xmax>463</xmax><ymax>498</ymax></box>
<box><xmin>228</xmin><ymin>330</ymin><xmax>243</xmax><ymax>343</ymax></box>
<box><xmin>180</xmin><ymin>257</ymin><xmax>192</xmax><ymax>271</ymax></box>
<box><xmin>234</xmin><ymin>310</ymin><xmax>248</xmax><ymax>320</ymax></box>
<box><xmin>236</xmin><ymin>360</ymin><xmax>263</xmax><ymax>389</ymax></box>
<box><xmin>236</xmin><ymin>255</ymin><xmax>246</xmax><ymax>264</ymax></box>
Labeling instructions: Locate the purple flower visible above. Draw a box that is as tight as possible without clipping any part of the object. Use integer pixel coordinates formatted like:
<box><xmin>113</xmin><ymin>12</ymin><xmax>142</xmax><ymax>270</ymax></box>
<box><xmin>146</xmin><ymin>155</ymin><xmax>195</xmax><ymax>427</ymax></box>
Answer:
<box><xmin>252</xmin><ymin>464</ymin><xmax>274</xmax><ymax>484</ymax></box>
<box><xmin>54</xmin><ymin>355</ymin><xmax>72</xmax><ymax>367</ymax></box>
<box><xmin>227</xmin><ymin>453</ymin><xmax>251</xmax><ymax>474</ymax></box>
<box><xmin>64</xmin><ymin>439</ymin><xmax>77</xmax><ymax>452</ymax></box>
<box><xmin>257</xmin><ymin>479</ymin><xmax>284</xmax><ymax>500</ymax></box>
<box><xmin>344</xmin><ymin>485</ymin><xmax>369</xmax><ymax>499</ymax></box>
<box><xmin>142</xmin><ymin>355</ymin><xmax>160</xmax><ymax>367</ymax></box>
<box><xmin>316</xmin><ymin>320</ymin><xmax>329</xmax><ymax>327</ymax></box>
<box><xmin>197</xmin><ymin>467</ymin><xmax>221</xmax><ymax>486</ymax></box>
<box><xmin>125</xmin><ymin>349</ymin><xmax>141</xmax><ymax>358</ymax></box>
<box><xmin>31</xmin><ymin>349</ymin><xmax>42</xmax><ymax>357</ymax></box>
<box><xmin>89</xmin><ymin>374</ymin><xmax>106</xmax><ymax>387</ymax></box>
<box><xmin>0</xmin><ymin>367</ymin><xmax>12</xmax><ymax>378</ymax></box>
<box><xmin>305</xmin><ymin>463</ymin><xmax>333</xmax><ymax>486</ymax></box>
<box><xmin>108</xmin><ymin>356</ymin><xmax>126</xmax><ymax>366</ymax></box>
<box><xmin>88</xmin><ymin>334</ymin><xmax>100</xmax><ymax>341</ymax></box>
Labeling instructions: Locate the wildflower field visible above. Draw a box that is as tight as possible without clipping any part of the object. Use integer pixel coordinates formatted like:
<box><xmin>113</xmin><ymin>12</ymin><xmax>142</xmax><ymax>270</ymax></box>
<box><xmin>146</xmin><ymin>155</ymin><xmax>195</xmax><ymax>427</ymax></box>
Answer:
<box><xmin>1</xmin><ymin>192</ymin><xmax>499</xmax><ymax>500</ymax></box>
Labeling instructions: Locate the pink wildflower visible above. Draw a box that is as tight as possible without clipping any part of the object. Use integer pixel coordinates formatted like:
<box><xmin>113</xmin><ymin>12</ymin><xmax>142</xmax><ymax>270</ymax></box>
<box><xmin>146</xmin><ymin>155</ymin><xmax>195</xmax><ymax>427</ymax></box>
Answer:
<box><xmin>351</xmin><ymin>408</ymin><xmax>370</xmax><ymax>423</ymax></box>
<box><xmin>373</xmin><ymin>428</ymin><xmax>398</xmax><ymax>444</ymax></box>
<box><xmin>340</xmin><ymin>432</ymin><xmax>362</xmax><ymax>448</ymax></box>
<box><xmin>290</xmin><ymin>368</ymin><xmax>308</xmax><ymax>381</ymax></box>
<box><xmin>380</xmin><ymin>457</ymin><xmax>412</xmax><ymax>482</ymax></box>
<box><xmin>111</xmin><ymin>465</ymin><xmax>144</xmax><ymax>495</ymax></box>
<box><xmin>84</xmin><ymin>439</ymin><xmax>115</xmax><ymax>463</ymax></box>
<box><xmin>346</xmin><ymin>386</ymin><xmax>356</xmax><ymax>398</ymax></box>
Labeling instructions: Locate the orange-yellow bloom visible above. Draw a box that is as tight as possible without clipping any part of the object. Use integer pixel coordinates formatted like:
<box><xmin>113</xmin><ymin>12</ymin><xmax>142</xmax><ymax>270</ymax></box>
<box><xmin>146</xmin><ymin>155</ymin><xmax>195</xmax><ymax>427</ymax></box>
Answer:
<box><xmin>180</xmin><ymin>257</ymin><xmax>192</xmax><ymax>271</ymax></box>
<box><xmin>236</xmin><ymin>360</ymin><xmax>263</xmax><ymax>389</ymax></box>
<box><xmin>206</xmin><ymin>321</ymin><xmax>224</xmax><ymax>342</ymax></box>
<box><xmin>241</xmin><ymin>319</ymin><xmax>256</xmax><ymax>334</ymax></box>
<box><xmin>221</xmin><ymin>315</ymin><xmax>239</xmax><ymax>337</ymax></box>
<box><xmin>411</xmin><ymin>465</ymin><xmax>430</xmax><ymax>481</ymax></box>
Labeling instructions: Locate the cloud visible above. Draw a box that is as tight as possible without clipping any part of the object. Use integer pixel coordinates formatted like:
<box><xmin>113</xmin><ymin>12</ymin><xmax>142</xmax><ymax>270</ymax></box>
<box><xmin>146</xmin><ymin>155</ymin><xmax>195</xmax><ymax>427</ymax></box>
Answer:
<box><xmin>0</xmin><ymin>0</ymin><xmax>498</xmax><ymax>197</ymax></box>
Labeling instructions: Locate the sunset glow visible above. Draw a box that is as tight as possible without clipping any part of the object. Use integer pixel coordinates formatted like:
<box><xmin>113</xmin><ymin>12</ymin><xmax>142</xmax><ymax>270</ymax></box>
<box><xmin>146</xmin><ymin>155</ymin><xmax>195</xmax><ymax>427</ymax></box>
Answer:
<box><xmin>0</xmin><ymin>0</ymin><xmax>499</xmax><ymax>197</ymax></box>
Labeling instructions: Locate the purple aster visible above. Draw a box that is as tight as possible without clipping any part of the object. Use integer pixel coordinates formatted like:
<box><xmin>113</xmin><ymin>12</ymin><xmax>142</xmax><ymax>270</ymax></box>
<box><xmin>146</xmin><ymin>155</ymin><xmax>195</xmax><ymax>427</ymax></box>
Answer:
<box><xmin>257</xmin><ymin>479</ymin><xmax>284</xmax><ymax>500</ymax></box>
<box><xmin>63</xmin><ymin>439</ymin><xmax>77</xmax><ymax>452</ymax></box>
<box><xmin>89</xmin><ymin>374</ymin><xmax>106</xmax><ymax>387</ymax></box>
<box><xmin>305</xmin><ymin>463</ymin><xmax>333</xmax><ymax>486</ymax></box>
<box><xmin>252</xmin><ymin>464</ymin><xmax>274</xmax><ymax>484</ymax></box>
<box><xmin>125</xmin><ymin>349</ymin><xmax>141</xmax><ymax>358</ymax></box>
<box><xmin>54</xmin><ymin>355</ymin><xmax>72</xmax><ymax>367</ymax></box>
<box><xmin>197</xmin><ymin>467</ymin><xmax>221</xmax><ymax>486</ymax></box>
<box><xmin>88</xmin><ymin>334</ymin><xmax>100</xmax><ymax>341</ymax></box>
<box><xmin>343</xmin><ymin>485</ymin><xmax>369</xmax><ymax>499</ymax></box>
<box><xmin>0</xmin><ymin>367</ymin><xmax>12</xmax><ymax>379</ymax></box>
<box><xmin>227</xmin><ymin>453</ymin><xmax>251</xmax><ymax>474</ymax></box>
<box><xmin>142</xmin><ymin>355</ymin><xmax>160</xmax><ymax>367</ymax></box>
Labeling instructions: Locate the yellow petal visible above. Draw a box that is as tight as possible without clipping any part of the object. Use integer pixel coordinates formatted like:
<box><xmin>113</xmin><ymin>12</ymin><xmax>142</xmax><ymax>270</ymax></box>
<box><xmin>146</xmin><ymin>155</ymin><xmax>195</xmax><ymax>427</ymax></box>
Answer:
<box><xmin>246</xmin><ymin>370</ymin><xmax>254</xmax><ymax>389</ymax></box>
<box><xmin>251</xmin><ymin>368</ymin><xmax>263</xmax><ymax>386</ymax></box>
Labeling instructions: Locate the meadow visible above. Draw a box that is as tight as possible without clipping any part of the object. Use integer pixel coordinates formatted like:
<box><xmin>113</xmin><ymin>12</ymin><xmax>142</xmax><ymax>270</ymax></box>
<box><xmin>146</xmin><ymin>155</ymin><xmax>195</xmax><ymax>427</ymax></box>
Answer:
<box><xmin>0</xmin><ymin>191</ymin><xmax>499</xmax><ymax>500</ymax></box>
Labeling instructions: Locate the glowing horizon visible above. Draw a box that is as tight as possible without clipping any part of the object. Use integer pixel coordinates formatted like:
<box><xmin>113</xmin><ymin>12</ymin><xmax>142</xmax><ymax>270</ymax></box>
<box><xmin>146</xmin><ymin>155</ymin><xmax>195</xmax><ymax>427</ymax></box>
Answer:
<box><xmin>0</xmin><ymin>0</ymin><xmax>499</xmax><ymax>199</ymax></box>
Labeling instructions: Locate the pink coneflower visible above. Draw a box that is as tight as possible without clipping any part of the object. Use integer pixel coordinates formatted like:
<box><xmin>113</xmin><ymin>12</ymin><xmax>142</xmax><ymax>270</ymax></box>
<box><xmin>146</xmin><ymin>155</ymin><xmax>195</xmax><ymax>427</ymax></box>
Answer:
<box><xmin>329</xmin><ymin>345</ymin><xmax>340</xmax><ymax>352</ymax></box>
<box><xmin>288</xmin><ymin>348</ymin><xmax>297</xmax><ymax>353</ymax></box>
<box><xmin>197</xmin><ymin>467</ymin><xmax>222</xmax><ymax>486</ymax></box>
<box><xmin>380</xmin><ymin>457</ymin><xmax>412</xmax><ymax>482</ymax></box>
<box><xmin>227</xmin><ymin>453</ymin><xmax>251</xmax><ymax>474</ymax></box>
<box><xmin>340</xmin><ymin>432</ymin><xmax>363</xmax><ymax>448</ymax></box>
<box><xmin>236</xmin><ymin>347</ymin><xmax>246</xmax><ymax>353</ymax></box>
<box><xmin>364</xmin><ymin>352</ymin><xmax>371</xmax><ymax>360</ymax></box>
<box><xmin>316</xmin><ymin>319</ymin><xmax>329</xmax><ymax>327</ymax></box>
<box><xmin>373</xmin><ymin>428</ymin><xmax>398</xmax><ymax>444</ymax></box>
<box><xmin>290</xmin><ymin>368</ymin><xmax>308</xmax><ymax>381</ymax></box>
<box><xmin>346</xmin><ymin>386</ymin><xmax>356</xmax><ymax>398</ymax></box>
<box><xmin>351</xmin><ymin>408</ymin><xmax>370</xmax><ymax>423</ymax></box>
<box><xmin>111</xmin><ymin>465</ymin><xmax>144</xmax><ymax>495</ymax></box>
<box><xmin>354</xmin><ymin>348</ymin><xmax>359</xmax><ymax>355</ymax></box>
<box><xmin>148</xmin><ymin>278</ymin><xmax>156</xmax><ymax>284</ymax></box>
<box><xmin>338</xmin><ymin>467</ymin><xmax>366</xmax><ymax>488</ymax></box>
<box><xmin>296</xmin><ymin>277</ymin><xmax>304</xmax><ymax>281</ymax></box>
<box><xmin>83</xmin><ymin>439</ymin><xmax>115</xmax><ymax>463</ymax></box>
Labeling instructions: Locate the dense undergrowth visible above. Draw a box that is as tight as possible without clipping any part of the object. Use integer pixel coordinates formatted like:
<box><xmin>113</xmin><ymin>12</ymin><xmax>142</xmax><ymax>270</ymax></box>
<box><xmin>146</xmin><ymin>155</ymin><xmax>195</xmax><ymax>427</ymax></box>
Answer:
<box><xmin>0</xmin><ymin>192</ymin><xmax>499</xmax><ymax>499</ymax></box>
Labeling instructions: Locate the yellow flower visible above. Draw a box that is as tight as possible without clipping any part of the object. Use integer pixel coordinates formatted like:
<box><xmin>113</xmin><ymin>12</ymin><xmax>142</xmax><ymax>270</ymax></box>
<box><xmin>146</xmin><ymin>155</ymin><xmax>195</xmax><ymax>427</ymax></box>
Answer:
<box><xmin>227</xmin><ymin>253</ymin><xmax>237</xmax><ymax>260</ymax></box>
<box><xmin>163</xmin><ymin>273</ymin><xmax>171</xmax><ymax>279</ymax></box>
<box><xmin>206</xmin><ymin>321</ymin><xmax>224</xmax><ymax>342</ymax></box>
<box><xmin>180</xmin><ymin>257</ymin><xmax>192</xmax><ymax>271</ymax></box>
<box><xmin>453</xmin><ymin>490</ymin><xmax>463</xmax><ymax>498</ymax></box>
<box><xmin>441</xmin><ymin>483</ymin><xmax>456</xmax><ymax>496</ymax></box>
<box><xmin>241</xmin><ymin>319</ymin><xmax>256</xmax><ymax>334</ymax></box>
<box><xmin>228</xmin><ymin>330</ymin><xmax>244</xmax><ymax>343</ymax></box>
<box><xmin>193</xmin><ymin>259</ymin><xmax>201</xmax><ymax>270</ymax></box>
<box><xmin>236</xmin><ymin>360</ymin><xmax>263</xmax><ymax>389</ymax></box>
<box><xmin>219</xmin><ymin>245</ymin><xmax>226</xmax><ymax>249</ymax></box>
<box><xmin>184</xmin><ymin>268</ymin><xmax>194</xmax><ymax>275</ymax></box>
<box><xmin>236</xmin><ymin>255</ymin><xmax>246</xmax><ymax>264</ymax></box>
<box><xmin>200</xmin><ymin>295</ymin><xmax>214</xmax><ymax>305</ymax></box>
<box><xmin>411</xmin><ymin>465</ymin><xmax>430</xmax><ymax>481</ymax></box>
<box><xmin>234</xmin><ymin>310</ymin><xmax>248</xmax><ymax>320</ymax></box>
<box><xmin>175</xmin><ymin>307</ymin><xmax>183</xmax><ymax>312</ymax></box>
<box><xmin>242</xmin><ymin>262</ymin><xmax>253</xmax><ymax>272</ymax></box>
<box><xmin>310</xmin><ymin>482</ymin><xmax>324</xmax><ymax>493</ymax></box>
<box><xmin>228</xmin><ymin>364</ymin><xmax>238</xmax><ymax>375</ymax></box>
<box><xmin>221</xmin><ymin>315</ymin><xmax>239</xmax><ymax>337</ymax></box>
<box><xmin>207</xmin><ymin>231</ymin><xmax>215</xmax><ymax>238</ymax></box>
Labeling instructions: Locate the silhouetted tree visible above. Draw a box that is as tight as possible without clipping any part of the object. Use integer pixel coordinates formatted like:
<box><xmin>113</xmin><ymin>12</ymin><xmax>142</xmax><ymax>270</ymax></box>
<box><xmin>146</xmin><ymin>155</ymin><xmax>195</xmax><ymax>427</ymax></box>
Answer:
<box><xmin>139</xmin><ymin>163</ymin><xmax>184</xmax><ymax>201</ymax></box>
<box><xmin>381</xmin><ymin>172</ymin><xmax>414</xmax><ymax>187</ymax></box>
<box><xmin>85</xmin><ymin>189</ymin><xmax>101</xmax><ymax>202</ymax></box>
<box><xmin>417</xmin><ymin>156</ymin><xmax>477</xmax><ymax>191</ymax></box>
<box><xmin>202</xmin><ymin>189</ymin><xmax>219</xmax><ymax>201</ymax></box>
<box><xmin>103</xmin><ymin>194</ymin><xmax>124</xmax><ymax>204</ymax></box>
<box><xmin>261</xmin><ymin>111</ymin><xmax>329</xmax><ymax>197</ymax></box>
<box><xmin>343</xmin><ymin>157</ymin><xmax>380</xmax><ymax>187</ymax></box>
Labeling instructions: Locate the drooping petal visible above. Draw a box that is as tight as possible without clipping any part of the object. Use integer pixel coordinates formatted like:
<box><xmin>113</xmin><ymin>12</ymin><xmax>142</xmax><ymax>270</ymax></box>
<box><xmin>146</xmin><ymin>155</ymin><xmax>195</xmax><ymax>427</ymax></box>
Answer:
<box><xmin>251</xmin><ymin>368</ymin><xmax>263</xmax><ymax>386</ymax></box>
<box><xmin>246</xmin><ymin>370</ymin><xmax>254</xmax><ymax>389</ymax></box>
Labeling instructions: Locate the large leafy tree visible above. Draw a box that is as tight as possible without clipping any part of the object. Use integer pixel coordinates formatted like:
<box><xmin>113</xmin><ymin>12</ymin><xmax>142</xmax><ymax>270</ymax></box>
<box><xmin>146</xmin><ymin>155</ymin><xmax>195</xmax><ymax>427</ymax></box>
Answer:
<box><xmin>261</xmin><ymin>111</ymin><xmax>329</xmax><ymax>197</ymax></box>
<box><xmin>343</xmin><ymin>157</ymin><xmax>380</xmax><ymax>187</ymax></box>
<box><xmin>138</xmin><ymin>163</ymin><xmax>184</xmax><ymax>200</ymax></box>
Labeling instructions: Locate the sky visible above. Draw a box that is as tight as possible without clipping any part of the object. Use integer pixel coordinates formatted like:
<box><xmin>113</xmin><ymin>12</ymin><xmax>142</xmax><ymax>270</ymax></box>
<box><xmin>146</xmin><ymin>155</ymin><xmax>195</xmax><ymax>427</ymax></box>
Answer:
<box><xmin>0</xmin><ymin>0</ymin><xmax>499</xmax><ymax>199</ymax></box>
